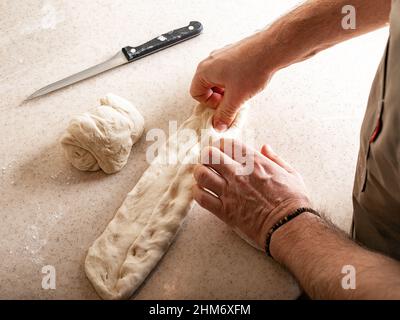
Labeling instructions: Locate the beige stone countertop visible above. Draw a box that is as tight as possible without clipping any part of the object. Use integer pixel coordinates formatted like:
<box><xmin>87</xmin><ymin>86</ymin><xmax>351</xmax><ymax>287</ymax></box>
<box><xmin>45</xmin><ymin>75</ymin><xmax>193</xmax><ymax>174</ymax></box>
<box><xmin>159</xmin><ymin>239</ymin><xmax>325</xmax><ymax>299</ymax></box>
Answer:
<box><xmin>0</xmin><ymin>0</ymin><xmax>389</xmax><ymax>299</ymax></box>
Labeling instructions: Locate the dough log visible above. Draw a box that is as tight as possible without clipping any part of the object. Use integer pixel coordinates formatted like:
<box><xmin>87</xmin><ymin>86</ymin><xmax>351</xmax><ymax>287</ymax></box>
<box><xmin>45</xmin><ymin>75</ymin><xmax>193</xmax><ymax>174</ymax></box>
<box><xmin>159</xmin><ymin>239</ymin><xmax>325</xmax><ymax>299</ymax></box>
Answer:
<box><xmin>84</xmin><ymin>103</ymin><xmax>248</xmax><ymax>299</ymax></box>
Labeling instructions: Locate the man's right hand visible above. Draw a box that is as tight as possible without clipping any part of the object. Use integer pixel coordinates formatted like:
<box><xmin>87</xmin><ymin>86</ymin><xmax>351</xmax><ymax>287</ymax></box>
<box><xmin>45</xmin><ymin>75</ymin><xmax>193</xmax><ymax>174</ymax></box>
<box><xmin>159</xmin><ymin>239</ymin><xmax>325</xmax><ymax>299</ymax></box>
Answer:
<box><xmin>190</xmin><ymin>33</ymin><xmax>276</xmax><ymax>131</ymax></box>
<box><xmin>190</xmin><ymin>0</ymin><xmax>390</xmax><ymax>132</ymax></box>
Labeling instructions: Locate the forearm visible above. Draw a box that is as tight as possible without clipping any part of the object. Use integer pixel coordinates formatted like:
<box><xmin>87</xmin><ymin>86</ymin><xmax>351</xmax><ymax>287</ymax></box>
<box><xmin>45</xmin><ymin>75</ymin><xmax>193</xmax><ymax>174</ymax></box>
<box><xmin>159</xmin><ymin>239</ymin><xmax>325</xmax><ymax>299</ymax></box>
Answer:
<box><xmin>256</xmin><ymin>0</ymin><xmax>391</xmax><ymax>73</ymax></box>
<box><xmin>270</xmin><ymin>212</ymin><xmax>400</xmax><ymax>299</ymax></box>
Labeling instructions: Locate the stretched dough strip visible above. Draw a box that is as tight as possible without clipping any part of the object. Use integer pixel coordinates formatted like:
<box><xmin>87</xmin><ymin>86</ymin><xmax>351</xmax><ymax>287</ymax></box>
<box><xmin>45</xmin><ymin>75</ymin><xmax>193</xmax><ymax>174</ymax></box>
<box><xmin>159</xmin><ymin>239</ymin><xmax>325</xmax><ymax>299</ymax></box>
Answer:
<box><xmin>85</xmin><ymin>103</ymin><xmax>248</xmax><ymax>299</ymax></box>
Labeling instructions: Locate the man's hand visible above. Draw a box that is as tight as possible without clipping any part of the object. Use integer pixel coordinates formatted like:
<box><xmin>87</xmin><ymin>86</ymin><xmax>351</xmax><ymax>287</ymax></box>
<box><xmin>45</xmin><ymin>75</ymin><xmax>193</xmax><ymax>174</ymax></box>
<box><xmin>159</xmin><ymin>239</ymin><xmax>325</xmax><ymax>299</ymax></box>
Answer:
<box><xmin>190</xmin><ymin>0</ymin><xmax>390</xmax><ymax>132</ymax></box>
<box><xmin>190</xmin><ymin>34</ymin><xmax>276</xmax><ymax>131</ymax></box>
<box><xmin>192</xmin><ymin>139</ymin><xmax>311</xmax><ymax>250</ymax></box>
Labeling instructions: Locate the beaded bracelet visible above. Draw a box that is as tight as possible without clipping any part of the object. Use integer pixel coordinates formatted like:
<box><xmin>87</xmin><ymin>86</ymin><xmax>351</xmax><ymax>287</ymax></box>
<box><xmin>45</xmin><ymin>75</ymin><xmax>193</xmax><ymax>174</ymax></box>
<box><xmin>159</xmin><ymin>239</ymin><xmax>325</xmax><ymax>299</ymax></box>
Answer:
<box><xmin>265</xmin><ymin>207</ymin><xmax>320</xmax><ymax>258</ymax></box>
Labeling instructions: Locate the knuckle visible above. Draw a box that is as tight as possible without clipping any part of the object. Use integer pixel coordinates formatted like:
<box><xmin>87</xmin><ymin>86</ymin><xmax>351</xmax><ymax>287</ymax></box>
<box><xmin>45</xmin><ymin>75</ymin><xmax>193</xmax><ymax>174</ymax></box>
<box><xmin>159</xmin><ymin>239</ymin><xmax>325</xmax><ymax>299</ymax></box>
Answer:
<box><xmin>197</xmin><ymin>58</ymin><xmax>208</xmax><ymax>70</ymax></box>
<box><xmin>197</xmin><ymin>58</ymin><xmax>213</xmax><ymax>73</ymax></box>
<box><xmin>209</xmin><ymin>49</ymin><xmax>218</xmax><ymax>57</ymax></box>
<box><xmin>196</xmin><ymin>166</ymin><xmax>209</xmax><ymax>183</ymax></box>
<box><xmin>198</xmin><ymin>170</ymin><xmax>208</xmax><ymax>183</ymax></box>
<box><xmin>220</xmin><ymin>104</ymin><xmax>237</xmax><ymax>117</ymax></box>
<box><xmin>218</xmin><ymin>106</ymin><xmax>238</xmax><ymax>123</ymax></box>
<box><xmin>234</xmin><ymin>174</ymin><xmax>248</xmax><ymax>186</ymax></box>
<box><xmin>196</xmin><ymin>192</ymin><xmax>207</xmax><ymax>207</ymax></box>
<box><xmin>189</xmin><ymin>85</ymin><xmax>197</xmax><ymax>97</ymax></box>
<box><xmin>207</xmin><ymin>50</ymin><xmax>220</xmax><ymax>61</ymax></box>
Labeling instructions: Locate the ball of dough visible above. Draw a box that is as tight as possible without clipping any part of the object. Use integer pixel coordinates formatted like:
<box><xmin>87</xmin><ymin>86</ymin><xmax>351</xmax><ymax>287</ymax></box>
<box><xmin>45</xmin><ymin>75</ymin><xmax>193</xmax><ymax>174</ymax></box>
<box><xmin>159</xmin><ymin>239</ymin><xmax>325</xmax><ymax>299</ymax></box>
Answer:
<box><xmin>60</xmin><ymin>93</ymin><xmax>145</xmax><ymax>174</ymax></box>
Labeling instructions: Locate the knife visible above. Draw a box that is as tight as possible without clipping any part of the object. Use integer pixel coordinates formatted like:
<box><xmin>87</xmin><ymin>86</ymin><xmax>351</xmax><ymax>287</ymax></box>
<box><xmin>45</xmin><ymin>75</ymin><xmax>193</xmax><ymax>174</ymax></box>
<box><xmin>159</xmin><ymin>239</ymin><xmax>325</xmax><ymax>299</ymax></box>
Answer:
<box><xmin>26</xmin><ymin>21</ymin><xmax>203</xmax><ymax>101</ymax></box>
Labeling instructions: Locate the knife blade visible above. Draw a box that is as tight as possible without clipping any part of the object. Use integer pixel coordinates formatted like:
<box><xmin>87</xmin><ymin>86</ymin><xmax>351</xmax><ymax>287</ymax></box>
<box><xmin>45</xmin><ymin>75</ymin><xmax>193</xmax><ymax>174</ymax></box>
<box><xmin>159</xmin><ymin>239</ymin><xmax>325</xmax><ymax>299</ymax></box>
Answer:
<box><xmin>26</xmin><ymin>21</ymin><xmax>203</xmax><ymax>101</ymax></box>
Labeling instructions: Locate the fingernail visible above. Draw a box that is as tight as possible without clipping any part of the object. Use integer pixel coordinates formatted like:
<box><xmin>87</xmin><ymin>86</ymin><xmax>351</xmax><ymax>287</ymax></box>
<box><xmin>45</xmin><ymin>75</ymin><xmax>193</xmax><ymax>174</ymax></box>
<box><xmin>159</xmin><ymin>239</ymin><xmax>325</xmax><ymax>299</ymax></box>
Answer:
<box><xmin>214</xmin><ymin>121</ymin><xmax>228</xmax><ymax>132</ymax></box>
<box><xmin>267</xmin><ymin>144</ymin><xmax>276</xmax><ymax>153</ymax></box>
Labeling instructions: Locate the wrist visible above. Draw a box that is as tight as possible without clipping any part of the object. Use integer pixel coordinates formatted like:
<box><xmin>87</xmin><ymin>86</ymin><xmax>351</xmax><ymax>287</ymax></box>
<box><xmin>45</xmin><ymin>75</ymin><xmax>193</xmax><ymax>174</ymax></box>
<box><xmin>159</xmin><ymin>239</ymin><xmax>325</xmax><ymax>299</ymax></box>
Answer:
<box><xmin>258</xmin><ymin>198</ymin><xmax>311</xmax><ymax>249</ymax></box>
<box><xmin>256</xmin><ymin>17</ymin><xmax>320</xmax><ymax>74</ymax></box>
<box><xmin>269</xmin><ymin>210</ymin><xmax>320</xmax><ymax>265</ymax></box>
<box><xmin>244</xmin><ymin>30</ymin><xmax>282</xmax><ymax>81</ymax></box>
<box><xmin>255</xmin><ymin>27</ymin><xmax>294</xmax><ymax>74</ymax></box>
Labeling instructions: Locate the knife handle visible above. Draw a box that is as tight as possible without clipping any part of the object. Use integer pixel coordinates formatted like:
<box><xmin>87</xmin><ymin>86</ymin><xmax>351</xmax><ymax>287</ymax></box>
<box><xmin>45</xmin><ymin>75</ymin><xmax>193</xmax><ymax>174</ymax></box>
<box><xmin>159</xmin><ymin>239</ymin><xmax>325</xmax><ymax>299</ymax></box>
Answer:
<box><xmin>122</xmin><ymin>21</ymin><xmax>203</xmax><ymax>62</ymax></box>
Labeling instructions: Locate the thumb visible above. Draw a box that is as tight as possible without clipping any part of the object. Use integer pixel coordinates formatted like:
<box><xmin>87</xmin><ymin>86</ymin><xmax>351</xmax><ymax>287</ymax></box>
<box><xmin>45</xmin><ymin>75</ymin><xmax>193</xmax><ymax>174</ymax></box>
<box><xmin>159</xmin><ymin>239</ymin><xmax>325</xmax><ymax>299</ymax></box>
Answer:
<box><xmin>212</xmin><ymin>91</ymin><xmax>241</xmax><ymax>131</ymax></box>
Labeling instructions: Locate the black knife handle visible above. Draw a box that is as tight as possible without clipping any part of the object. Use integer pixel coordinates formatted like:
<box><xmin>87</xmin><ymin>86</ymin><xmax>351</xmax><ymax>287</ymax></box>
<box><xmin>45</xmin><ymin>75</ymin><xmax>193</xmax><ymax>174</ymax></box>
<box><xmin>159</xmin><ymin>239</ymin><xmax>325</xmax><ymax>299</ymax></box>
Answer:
<box><xmin>122</xmin><ymin>21</ymin><xmax>203</xmax><ymax>62</ymax></box>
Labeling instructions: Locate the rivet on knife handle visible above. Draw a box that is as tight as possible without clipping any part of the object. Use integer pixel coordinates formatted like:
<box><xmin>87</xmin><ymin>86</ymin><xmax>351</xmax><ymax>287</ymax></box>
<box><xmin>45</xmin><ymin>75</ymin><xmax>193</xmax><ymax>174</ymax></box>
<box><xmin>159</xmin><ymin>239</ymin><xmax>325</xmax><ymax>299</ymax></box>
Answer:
<box><xmin>122</xmin><ymin>21</ymin><xmax>203</xmax><ymax>62</ymax></box>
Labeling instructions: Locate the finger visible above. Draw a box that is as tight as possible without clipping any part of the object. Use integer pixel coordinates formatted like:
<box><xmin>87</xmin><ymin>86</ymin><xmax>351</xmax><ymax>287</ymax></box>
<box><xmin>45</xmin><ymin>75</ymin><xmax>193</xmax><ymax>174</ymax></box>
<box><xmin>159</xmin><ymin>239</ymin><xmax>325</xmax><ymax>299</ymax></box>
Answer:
<box><xmin>193</xmin><ymin>164</ymin><xmax>226</xmax><ymax>196</ymax></box>
<box><xmin>206</xmin><ymin>90</ymin><xmax>224</xmax><ymax>109</ymax></box>
<box><xmin>212</xmin><ymin>138</ymin><xmax>257</xmax><ymax>172</ymax></box>
<box><xmin>261</xmin><ymin>144</ymin><xmax>294</xmax><ymax>173</ymax></box>
<box><xmin>192</xmin><ymin>184</ymin><xmax>222</xmax><ymax>214</ymax></box>
<box><xmin>206</xmin><ymin>87</ymin><xmax>225</xmax><ymax>109</ymax></box>
<box><xmin>190</xmin><ymin>72</ymin><xmax>224</xmax><ymax>109</ymax></box>
<box><xmin>212</xmin><ymin>90</ymin><xmax>242</xmax><ymax>131</ymax></box>
<box><xmin>214</xmin><ymin>138</ymin><xmax>248</xmax><ymax>162</ymax></box>
<box><xmin>212</xmin><ymin>86</ymin><xmax>225</xmax><ymax>95</ymax></box>
<box><xmin>200</xmin><ymin>146</ymin><xmax>240</xmax><ymax>179</ymax></box>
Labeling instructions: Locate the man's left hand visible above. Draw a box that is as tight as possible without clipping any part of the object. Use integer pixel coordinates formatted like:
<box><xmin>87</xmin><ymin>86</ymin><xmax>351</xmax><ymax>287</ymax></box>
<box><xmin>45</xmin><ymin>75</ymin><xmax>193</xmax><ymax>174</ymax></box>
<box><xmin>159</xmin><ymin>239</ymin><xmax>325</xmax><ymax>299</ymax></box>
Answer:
<box><xmin>193</xmin><ymin>139</ymin><xmax>311</xmax><ymax>250</ymax></box>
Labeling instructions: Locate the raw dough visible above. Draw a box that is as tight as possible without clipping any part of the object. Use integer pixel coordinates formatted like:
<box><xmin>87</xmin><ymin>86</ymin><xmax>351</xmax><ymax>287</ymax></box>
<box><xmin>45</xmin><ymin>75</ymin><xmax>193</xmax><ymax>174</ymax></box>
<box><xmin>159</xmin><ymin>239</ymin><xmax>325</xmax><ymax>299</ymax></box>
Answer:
<box><xmin>60</xmin><ymin>93</ymin><xmax>144</xmax><ymax>174</ymax></box>
<box><xmin>84</xmin><ymin>103</ymin><xmax>248</xmax><ymax>299</ymax></box>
